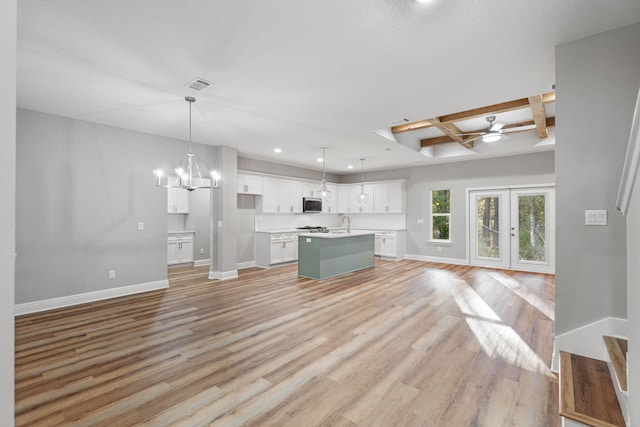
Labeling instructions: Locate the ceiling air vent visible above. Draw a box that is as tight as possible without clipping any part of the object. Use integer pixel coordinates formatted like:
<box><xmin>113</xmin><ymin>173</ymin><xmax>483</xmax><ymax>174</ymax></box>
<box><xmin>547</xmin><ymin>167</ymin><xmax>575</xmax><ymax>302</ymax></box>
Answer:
<box><xmin>185</xmin><ymin>77</ymin><xmax>213</xmax><ymax>91</ymax></box>
<box><xmin>389</xmin><ymin>118</ymin><xmax>410</xmax><ymax>126</ymax></box>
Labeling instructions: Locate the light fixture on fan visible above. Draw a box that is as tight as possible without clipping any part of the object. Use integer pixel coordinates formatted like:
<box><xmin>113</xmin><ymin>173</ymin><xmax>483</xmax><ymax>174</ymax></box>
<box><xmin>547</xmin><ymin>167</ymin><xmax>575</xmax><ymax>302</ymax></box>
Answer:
<box><xmin>153</xmin><ymin>96</ymin><xmax>219</xmax><ymax>191</ymax></box>
<box><xmin>317</xmin><ymin>147</ymin><xmax>331</xmax><ymax>201</ymax></box>
<box><xmin>356</xmin><ymin>158</ymin><xmax>369</xmax><ymax>204</ymax></box>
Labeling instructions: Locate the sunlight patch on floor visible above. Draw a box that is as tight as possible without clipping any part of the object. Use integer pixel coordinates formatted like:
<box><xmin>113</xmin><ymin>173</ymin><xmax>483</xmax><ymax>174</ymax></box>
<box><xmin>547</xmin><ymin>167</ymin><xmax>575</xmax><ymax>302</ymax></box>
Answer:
<box><xmin>465</xmin><ymin>317</ymin><xmax>552</xmax><ymax>376</ymax></box>
<box><xmin>488</xmin><ymin>272</ymin><xmax>554</xmax><ymax>320</ymax></box>
<box><xmin>446</xmin><ymin>274</ymin><xmax>553</xmax><ymax>376</ymax></box>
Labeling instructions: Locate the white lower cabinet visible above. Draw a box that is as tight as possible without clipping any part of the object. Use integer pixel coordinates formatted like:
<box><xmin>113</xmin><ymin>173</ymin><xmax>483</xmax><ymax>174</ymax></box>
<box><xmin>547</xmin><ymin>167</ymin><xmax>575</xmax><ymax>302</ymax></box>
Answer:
<box><xmin>373</xmin><ymin>231</ymin><xmax>405</xmax><ymax>259</ymax></box>
<box><xmin>256</xmin><ymin>232</ymin><xmax>298</xmax><ymax>267</ymax></box>
<box><xmin>168</xmin><ymin>233</ymin><xmax>194</xmax><ymax>265</ymax></box>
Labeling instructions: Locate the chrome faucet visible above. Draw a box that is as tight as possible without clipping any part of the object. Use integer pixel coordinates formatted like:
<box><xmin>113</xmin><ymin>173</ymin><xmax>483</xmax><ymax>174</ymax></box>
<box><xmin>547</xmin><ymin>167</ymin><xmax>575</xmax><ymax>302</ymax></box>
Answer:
<box><xmin>342</xmin><ymin>215</ymin><xmax>351</xmax><ymax>233</ymax></box>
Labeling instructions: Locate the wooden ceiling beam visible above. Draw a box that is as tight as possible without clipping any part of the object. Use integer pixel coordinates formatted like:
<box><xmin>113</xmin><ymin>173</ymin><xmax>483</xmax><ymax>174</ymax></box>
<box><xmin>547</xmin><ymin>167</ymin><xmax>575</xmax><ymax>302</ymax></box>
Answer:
<box><xmin>427</xmin><ymin>117</ymin><xmax>474</xmax><ymax>149</ymax></box>
<box><xmin>420</xmin><ymin>116</ymin><xmax>555</xmax><ymax>147</ymax></box>
<box><xmin>528</xmin><ymin>95</ymin><xmax>548</xmax><ymax>138</ymax></box>
<box><xmin>392</xmin><ymin>91</ymin><xmax>556</xmax><ymax>134</ymax></box>
<box><xmin>391</xmin><ymin>119</ymin><xmax>433</xmax><ymax>134</ymax></box>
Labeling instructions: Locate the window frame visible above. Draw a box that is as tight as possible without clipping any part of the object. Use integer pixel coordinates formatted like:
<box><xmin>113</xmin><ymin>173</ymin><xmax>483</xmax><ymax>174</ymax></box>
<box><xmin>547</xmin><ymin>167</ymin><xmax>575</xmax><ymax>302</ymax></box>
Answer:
<box><xmin>429</xmin><ymin>188</ymin><xmax>452</xmax><ymax>244</ymax></box>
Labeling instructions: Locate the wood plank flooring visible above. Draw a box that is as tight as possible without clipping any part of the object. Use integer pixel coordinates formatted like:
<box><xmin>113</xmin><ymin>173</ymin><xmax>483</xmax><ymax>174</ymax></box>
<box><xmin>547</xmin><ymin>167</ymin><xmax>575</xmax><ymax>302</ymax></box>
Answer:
<box><xmin>15</xmin><ymin>260</ymin><xmax>559</xmax><ymax>426</ymax></box>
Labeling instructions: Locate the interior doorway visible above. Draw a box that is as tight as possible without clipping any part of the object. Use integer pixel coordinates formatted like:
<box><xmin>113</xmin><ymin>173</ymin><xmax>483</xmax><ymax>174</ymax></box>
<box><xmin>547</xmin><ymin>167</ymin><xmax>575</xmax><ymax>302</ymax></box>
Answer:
<box><xmin>469</xmin><ymin>187</ymin><xmax>555</xmax><ymax>273</ymax></box>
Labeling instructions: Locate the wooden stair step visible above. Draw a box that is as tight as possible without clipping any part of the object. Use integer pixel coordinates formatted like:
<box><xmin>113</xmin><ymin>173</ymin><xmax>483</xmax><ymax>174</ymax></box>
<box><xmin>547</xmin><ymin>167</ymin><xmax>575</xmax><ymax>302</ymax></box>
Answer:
<box><xmin>560</xmin><ymin>351</ymin><xmax>625</xmax><ymax>427</ymax></box>
<box><xmin>603</xmin><ymin>336</ymin><xmax>628</xmax><ymax>392</ymax></box>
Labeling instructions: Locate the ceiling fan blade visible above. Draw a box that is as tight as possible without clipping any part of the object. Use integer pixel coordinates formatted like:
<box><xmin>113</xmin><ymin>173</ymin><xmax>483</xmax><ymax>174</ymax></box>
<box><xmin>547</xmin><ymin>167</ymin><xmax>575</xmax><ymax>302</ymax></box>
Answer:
<box><xmin>490</xmin><ymin>122</ymin><xmax>505</xmax><ymax>132</ymax></box>
<box><xmin>456</xmin><ymin>132</ymin><xmax>485</xmax><ymax>136</ymax></box>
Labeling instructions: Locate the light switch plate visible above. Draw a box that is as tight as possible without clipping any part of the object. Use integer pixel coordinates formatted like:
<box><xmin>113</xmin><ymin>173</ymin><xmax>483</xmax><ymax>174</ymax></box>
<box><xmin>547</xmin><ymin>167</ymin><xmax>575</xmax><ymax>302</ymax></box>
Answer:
<box><xmin>585</xmin><ymin>210</ymin><xmax>607</xmax><ymax>226</ymax></box>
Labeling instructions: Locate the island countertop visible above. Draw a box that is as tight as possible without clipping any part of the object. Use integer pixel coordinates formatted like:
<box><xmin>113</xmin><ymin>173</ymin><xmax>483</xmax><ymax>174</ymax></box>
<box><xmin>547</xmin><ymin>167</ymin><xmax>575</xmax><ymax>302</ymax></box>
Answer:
<box><xmin>297</xmin><ymin>230</ymin><xmax>375</xmax><ymax>239</ymax></box>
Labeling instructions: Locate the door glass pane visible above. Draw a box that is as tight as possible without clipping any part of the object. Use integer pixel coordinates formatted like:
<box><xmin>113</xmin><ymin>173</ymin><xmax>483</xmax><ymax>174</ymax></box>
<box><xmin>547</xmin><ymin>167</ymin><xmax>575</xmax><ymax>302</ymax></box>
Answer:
<box><xmin>476</xmin><ymin>196</ymin><xmax>500</xmax><ymax>259</ymax></box>
<box><xmin>518</xmin><ymin>195</ymin><xmax>546</xmax><ymax>262</ymax></box>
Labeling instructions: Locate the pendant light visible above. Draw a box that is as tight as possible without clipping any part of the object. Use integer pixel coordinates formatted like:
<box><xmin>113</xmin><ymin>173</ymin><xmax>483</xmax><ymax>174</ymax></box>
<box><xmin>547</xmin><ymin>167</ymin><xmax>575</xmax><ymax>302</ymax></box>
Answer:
<box><xmin>153</xmin><ymin>96</ymin><xmax>220</xmax><ymax>191</ymax></box>
<box><xmin>356</xmin><ymin>158</ymin><xmax>369</xmax><ymax>204</ymax></box>
<box><xmin>318</xmin><ymin>147</ymin><xmax>331</xmax><ymax>201</ymax></box>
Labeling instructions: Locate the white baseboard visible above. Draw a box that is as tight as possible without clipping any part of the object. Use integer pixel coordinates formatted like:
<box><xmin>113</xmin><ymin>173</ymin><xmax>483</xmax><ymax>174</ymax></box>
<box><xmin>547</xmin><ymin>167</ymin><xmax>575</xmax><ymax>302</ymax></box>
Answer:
<box><xmin>405</xmin><ymin>254</ymin><xmax>469</xmax><ymax>265</ymax></box>
<box><xmin>237</xmin><ymin>261</ymin><xmax>256</xmax><ymax>270</ymax></box>
<box><xmin>552</xmin><ymin>317</ymin><xmax>628</xmax><ymax>372</ymax></box>
<box><xmin>193</xmin><ymin>259</ymin><xmax>210</xmax><ymax>267</ymax></box>
<box><xmin>209</xmin><ymin>269</ymin><xmax>239</xmax><ymax>281</ymax></box>
<box><xmin>14</xmin><ymin>279</ymin><xmax>169</xmax><ymax>316</ymax></box>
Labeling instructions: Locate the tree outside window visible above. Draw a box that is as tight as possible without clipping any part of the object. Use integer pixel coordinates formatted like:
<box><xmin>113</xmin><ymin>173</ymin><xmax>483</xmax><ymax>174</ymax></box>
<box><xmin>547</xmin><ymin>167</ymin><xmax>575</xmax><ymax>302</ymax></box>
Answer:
<box><xmin>431</xmin><ymin>189</ymin><xmax>450</xmax><ymax>241</ymax></box>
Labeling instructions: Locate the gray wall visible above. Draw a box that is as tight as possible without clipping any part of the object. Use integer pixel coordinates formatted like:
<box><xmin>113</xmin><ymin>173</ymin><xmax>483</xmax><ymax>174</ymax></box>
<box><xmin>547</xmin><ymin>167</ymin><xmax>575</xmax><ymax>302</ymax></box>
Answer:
<box><xmin>627</xmin><ymin>146</ymin><xmax>640</xmax><ymax>425</ymax></box>
<box><xmin>237</xmin><ymin>195</ymin><xmax>256</xmax><ymax>264</ymax></box>
<box><xmin>0</xmin><ymin>0</ymin><xmax>15</xmax><ymax>422</ymax></box>
<box><xmin>185</xmin><ymin>168</ymin><xmax>213</xmax><ymax>262</ymax></box>
<box><xmin>340</xmin><ymin>152</ymin><xmax>555</xmax><ymax>260</ymax></box>
<box><xmin>555</xmin><ymin>23</ymin><xmax>640</xmax><ymax>335</ymax></box>
<box><xmin>238</xmin><ymin>156</ymin><xmax>340</xmax><ymax>182</ymax></box>
<box><xmin>15</xmin><ymin>109</ymin><xmax>217</xmax><ymax>304</ymax></box>
<box><xmin>211</xmin><ymin>146</ymin><xmax>238</xmax><ymax>276</ymax></box>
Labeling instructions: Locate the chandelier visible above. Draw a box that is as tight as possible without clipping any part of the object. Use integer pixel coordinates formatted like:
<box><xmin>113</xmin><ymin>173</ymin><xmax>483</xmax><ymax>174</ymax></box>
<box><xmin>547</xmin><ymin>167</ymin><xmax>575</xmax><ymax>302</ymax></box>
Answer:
<box><xmin>153</xmin><ymin>96</ymin><xmax>219</xmax><ymax>191</ymax></box>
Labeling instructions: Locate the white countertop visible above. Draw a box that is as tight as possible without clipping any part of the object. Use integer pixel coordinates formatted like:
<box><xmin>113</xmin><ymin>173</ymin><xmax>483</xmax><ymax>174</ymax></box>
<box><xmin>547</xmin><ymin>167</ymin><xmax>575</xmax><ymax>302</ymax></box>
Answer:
<box><xmin>297</xmin><ymin>230</ymin><xmax>375</xmax><ymax>239</ymax></box>
<box><xmin>256</xmin><ymin>228</ymin><xmax>406</xmax><ymax>234</ymax></box>
<box><xmin>168</xmin><ymin>230</ymin><xmax>195</xmax><ymax>234</ymax></box>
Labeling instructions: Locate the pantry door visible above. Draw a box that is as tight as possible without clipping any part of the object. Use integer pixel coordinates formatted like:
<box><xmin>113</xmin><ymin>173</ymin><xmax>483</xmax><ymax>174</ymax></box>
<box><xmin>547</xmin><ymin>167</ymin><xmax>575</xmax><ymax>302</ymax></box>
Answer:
<box><xmin>469</xmin><ymin>187</ymin><xmax>555</xmax><ymax>273</ymax></box>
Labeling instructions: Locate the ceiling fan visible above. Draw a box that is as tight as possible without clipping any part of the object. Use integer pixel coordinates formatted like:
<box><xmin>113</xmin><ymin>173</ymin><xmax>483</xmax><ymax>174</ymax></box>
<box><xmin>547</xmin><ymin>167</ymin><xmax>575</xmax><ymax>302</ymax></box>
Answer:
<box><xmin>460</xmin><ymin>115</ymin><xmax>509</xmax><ymax>143</ymax></box>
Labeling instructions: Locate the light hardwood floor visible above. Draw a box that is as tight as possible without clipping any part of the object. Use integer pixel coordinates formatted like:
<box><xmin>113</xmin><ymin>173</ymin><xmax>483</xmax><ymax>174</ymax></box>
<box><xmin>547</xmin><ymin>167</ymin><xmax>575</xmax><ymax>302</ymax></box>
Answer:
<box><xmin>15</xmin><ymin>260</ymin><xmax>559</xmax><ymax>426</ymax></box>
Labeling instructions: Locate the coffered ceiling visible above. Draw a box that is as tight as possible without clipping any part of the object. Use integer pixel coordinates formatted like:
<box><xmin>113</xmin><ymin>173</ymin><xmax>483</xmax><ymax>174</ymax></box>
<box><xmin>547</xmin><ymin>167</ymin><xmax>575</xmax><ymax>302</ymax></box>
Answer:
<box><xmin>16</xmin><ymin>1</ymin><xmax>640</xmax><ymax>173</ymax></box>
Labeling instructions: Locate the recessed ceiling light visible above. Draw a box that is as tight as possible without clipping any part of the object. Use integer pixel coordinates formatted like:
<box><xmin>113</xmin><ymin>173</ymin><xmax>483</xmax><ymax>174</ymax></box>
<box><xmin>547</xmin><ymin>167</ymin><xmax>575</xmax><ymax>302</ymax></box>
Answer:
<box><xmin>347</xmin><ymin>165</ymin><xmax>354</xmax><ymax>169</ymax></box>
<box><xmin>317</xmin><ymin>157</ymin><xmax>323</xmax><ymax>162</ymax></box>
<box><xmin>274</xmin><ymin>148</ymin><xmax>282</xmax><ymax>153</ymax></box>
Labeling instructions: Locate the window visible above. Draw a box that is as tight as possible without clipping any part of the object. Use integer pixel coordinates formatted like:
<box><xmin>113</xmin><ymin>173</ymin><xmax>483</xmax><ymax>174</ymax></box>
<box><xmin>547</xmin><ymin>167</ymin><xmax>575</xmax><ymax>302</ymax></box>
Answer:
<box><xmin>430</xmin><ymin>189</ymin><xmax>451</xmax><ymax>242</ymax></box>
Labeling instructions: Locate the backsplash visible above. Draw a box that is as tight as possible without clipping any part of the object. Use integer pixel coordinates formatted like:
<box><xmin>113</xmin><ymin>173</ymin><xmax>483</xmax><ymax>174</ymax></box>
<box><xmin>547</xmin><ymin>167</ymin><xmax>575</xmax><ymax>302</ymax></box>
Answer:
<box><xmin>255</xmin><ymin>214</ymin><xmax>341</xmax><ymax>231</ymax></box>
<box><xmin>255</xmin><ymin>213</ymin><xmax>406</xmax><ymax>231</ymax></box>
<box><xmin>168</xmin><ymin>213</ymin><xmax>187</xmax><ymax>232</ymax></box>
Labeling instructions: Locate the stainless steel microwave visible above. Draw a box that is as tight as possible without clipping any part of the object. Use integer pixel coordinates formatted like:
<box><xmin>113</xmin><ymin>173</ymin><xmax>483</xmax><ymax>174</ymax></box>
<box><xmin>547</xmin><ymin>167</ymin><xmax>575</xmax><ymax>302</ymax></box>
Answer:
<box><xmin>302</xmin><ymin>197</ymin><xmax>322</xmax><ymax>213</ymax></box>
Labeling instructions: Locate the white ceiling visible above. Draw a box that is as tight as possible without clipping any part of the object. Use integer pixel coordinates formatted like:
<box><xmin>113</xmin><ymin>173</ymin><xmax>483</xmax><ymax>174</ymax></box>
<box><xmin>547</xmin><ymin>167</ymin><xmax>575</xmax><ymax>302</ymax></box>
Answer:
<box><xmin>17</xmin><ymin>0</ymin><xmax>640</xmax><ymax>174</ymax></box>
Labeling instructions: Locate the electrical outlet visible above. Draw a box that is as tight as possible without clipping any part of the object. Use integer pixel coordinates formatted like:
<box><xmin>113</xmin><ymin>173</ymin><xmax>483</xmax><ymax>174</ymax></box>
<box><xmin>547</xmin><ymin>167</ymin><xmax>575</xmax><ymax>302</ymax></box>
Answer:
<box><xmin>138</xmin><ymin>222</ymin><xmax>144</xmax><ymax>230</ymax></box>
<box><xmin>437</xmin><ymin>246</ymin><xmax>442</xmax><ymax>252</ymax></box>
<box><xmin>108</xmin><ymin>270</ymin><xmax>116</xmax><ymax>279</ymax></box>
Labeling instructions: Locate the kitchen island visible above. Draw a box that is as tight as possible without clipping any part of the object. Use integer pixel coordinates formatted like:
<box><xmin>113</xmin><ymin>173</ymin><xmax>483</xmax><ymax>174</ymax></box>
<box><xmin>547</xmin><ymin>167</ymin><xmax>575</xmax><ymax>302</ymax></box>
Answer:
<box><xmin>297</xmin><ymin>230</ymin><xmax>375</xmax><ymax>280</ymax></box>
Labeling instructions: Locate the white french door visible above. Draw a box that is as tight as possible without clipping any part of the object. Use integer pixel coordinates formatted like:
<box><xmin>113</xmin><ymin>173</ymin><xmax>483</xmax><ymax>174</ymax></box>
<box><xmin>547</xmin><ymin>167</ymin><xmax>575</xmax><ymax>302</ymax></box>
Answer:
<box><xmin>469</xmin><ymin>187</ymin><xmax>555</xmax><ymax>273</ymax></box>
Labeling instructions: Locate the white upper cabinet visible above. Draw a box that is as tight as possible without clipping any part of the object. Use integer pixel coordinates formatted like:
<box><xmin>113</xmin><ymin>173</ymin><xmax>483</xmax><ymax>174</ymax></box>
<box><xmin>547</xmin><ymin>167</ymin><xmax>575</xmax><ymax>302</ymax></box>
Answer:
<box><xmin>237</xmin><ymin>173</ymin><xmax>262</xmax><ymax>195</ymax></box>
<box><xmin>261</xmin><ymin>178</ymin><xmax>302</xmax><ymax>213</ymax></box>
<box><xmin>322</xmin><ymin>183</ymin><xmax>338</xmax><ymax>213</ymax></box>
<box><xmin>303</xmin><ymin>183</ymin><xmax>319</xmax><ymax>198</ymax></box>
<box><xmin>349</xmin><ymin>184</ymin><xmax>375</xmax><ymax>213</ymax></box>
<box><xmin>373</xmin><ymin>181</ymin><xmax>406</xmax><ymax>213</ymax></box>
<box><xmin>288</xmin><ymin>181</ymin><xmax>303</xmax><ymax>213</ymax></box>
<box><xmin>337</xmin><ymin>184</ymin><xmax>351</xmax><ymax>214</ymax></box>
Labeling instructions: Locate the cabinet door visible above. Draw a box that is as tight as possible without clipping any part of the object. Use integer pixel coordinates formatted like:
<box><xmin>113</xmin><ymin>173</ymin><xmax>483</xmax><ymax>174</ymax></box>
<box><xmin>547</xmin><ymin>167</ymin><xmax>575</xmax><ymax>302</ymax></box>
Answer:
<box><xmin>303</xmin><ymin>183</ymin><xmax>318</xmax><ymax>198</ymax></box>
<box><xmin>270</xmin><ymin>240</ymin><xmax>283</xmax><ymax>264</ymax></box>
<box><xmin>178</xmin><ymin>240</ymin><xmax>194</xmax><ymax>262</ymax></box>
<box><xmin>276</xmin><ymin>181</ymin><xmax>291</xmax><ymax>213</ymax></box>
<box><xmin>322</xmin><ymin>184</ymin><xmax>338</xmax><ymax>213</ymax></box>
<box><xmin>238</xmin><ymin>174</ymin><xmax>263</xmax><ymax>194</ymax></box>
<box><xmin>373</xmin><ymin>183</ymin><xmax>390</xmax><ymax>213</ymax></box>
<box><xmin>289</xmin><ymin>181</ymin><xmax>303</xmax><ymax>213</ymax></box>
<box><xmin>261</xmin><ymin>178</ymin><xmax>280</xmax><ymax>213</ymax></box>
<box><xmin>168</xmin><ymin>187</ymin><xmax>190</xmax><ymax>213</ymax></box>
<box><xmin>282</xmin><ymin>239</ymin><xmax>297</xmax><ymax>262</ymax></box>
<box><xmin>384</xmin><ymin>237</ymin><xmax>397</xmax><ymax>257</ymax></box>
<box><xmin>374</xmin><ymin>235</ymin><xmax>382</xmax><ymax>256</ymax></box>
<box><xmin>350</xmin><ymin>184</ymin><xmax>374</xmax><ymax>213</ymax></box>
<box><xmin>168</xmin><ymin>241</ymin><xmax>180</xmax><ymax>264</ymax></box>
<box><xmin>337</xmin><ymin>184</ymin><xmax>351</xmax><ymax>213</ymax></box>
<box><xmin>387</xmin><ymin>182</ymin><xmax>405</xmax><ymax>213</ymax></box>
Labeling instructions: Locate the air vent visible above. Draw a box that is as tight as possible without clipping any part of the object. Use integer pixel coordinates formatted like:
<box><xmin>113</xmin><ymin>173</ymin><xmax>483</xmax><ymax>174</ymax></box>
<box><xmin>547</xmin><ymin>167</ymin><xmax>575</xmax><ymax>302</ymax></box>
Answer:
<box><xmin>185</xmin><ymin>77</ymin><xmax>213</xmax><ymax>91</ymax></box>
<box><xmin>389</xmin><ymin>118</ymin><xmax>410</xmax><ymax>126</ymax></box>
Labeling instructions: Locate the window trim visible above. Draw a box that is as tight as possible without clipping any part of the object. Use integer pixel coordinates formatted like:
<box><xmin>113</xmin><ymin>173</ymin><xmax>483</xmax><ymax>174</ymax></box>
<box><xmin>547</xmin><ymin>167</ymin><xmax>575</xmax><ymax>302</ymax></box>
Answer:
<box><xmin>429</xmin><ymin>188</ymin><xmax>452</xmax><ymax>243</ymax></box>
